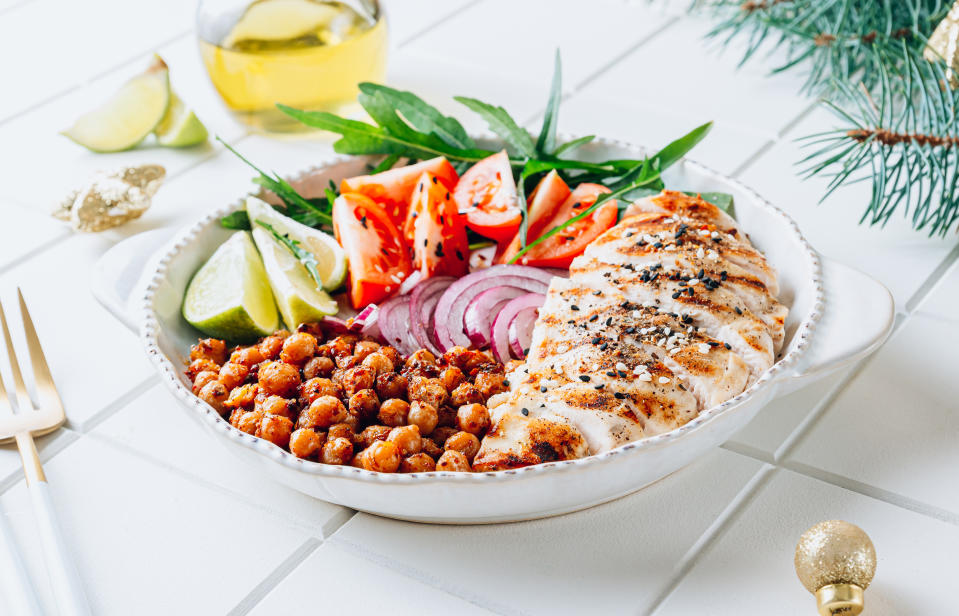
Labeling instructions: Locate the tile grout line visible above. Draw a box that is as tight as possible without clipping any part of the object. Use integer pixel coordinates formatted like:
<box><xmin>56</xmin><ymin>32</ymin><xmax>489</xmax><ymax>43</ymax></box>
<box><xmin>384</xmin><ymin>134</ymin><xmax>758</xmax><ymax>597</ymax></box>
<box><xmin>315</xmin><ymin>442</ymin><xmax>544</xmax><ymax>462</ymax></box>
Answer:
<box><xmin>903</xmin><ymin>240</ymin><xmax>959</xmax><ymax>314</ymax></box>
<box><xmin>74</xmin><ymin>374</ymin><xmax>160</xmax><ymax>434</ymax></box>
<box><xmin>0</xmin><ymin>230</ymin><xmax>71</xmax><ymax>277</ymax></box>
<box><xmin>225</xmin><ymin>537</ymin><xmax>323</xmax><ymax>616</ymax></box>
<box><xmin>0</xmin><ymin>0</ymin><xmax>35</xmax><ymax>17</ymax></box>
<box><xmin>643</xmin><ymin>463</ymin><xmax>779</xmax><ymax>616</ymax></box>
<box><xmin>0</xmin><ymin>430</ymin><xmax>81</xmax><ymax>495</ymax></box>
<box><xmin>396</xmin><ymin>0</ymin><xmax>486</xmax><ymax>49</ymax></box>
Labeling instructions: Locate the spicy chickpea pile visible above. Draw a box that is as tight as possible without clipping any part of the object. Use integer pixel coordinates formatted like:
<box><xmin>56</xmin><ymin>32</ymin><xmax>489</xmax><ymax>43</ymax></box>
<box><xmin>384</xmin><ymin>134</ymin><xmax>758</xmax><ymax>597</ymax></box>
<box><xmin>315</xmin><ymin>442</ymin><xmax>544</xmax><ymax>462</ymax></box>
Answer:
<box><xmin>187</xmin><ymin>325</ymin><xmax>508</xmax><ymax>473</ymax></box>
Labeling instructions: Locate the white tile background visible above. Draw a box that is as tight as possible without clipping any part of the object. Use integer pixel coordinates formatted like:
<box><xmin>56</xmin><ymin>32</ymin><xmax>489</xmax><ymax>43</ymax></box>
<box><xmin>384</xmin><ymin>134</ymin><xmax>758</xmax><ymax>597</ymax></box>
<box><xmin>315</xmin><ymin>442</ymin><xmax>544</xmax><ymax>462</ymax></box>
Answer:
<box><xmin>0</xmin><ymin>0</ymin><xmax>957</xmax><ymax>614</ymax></box>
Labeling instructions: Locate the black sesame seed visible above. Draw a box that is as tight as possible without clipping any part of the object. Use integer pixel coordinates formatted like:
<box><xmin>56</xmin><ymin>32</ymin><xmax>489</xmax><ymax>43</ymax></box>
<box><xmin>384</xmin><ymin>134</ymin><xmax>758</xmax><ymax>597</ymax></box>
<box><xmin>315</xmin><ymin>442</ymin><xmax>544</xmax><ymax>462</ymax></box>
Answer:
<box><xmin>724</xmin><ymin>343</ymin><xmax>732</xmax><ymax>350</ymax></box>
<box><xmin>734</xmin><ymin>306</ymin><xmax>742</xmax><ymax>315</ymax></box>
<box><xmin>540</xmin><ymin>386</ymin><xmax>547</xmax><ymax>393</ymax></box>
<box><xmin>599</xmin><ymin>342</ymin><xmax>609</xmax><ymax>351</ymax></box>
<box><xmin>687</xmin><ymin>288</ymin><xmax>694</xmax><ymax>296</ymax></box>
<box><xmin>606</xmin><ymin>371</ymin><xmax>616</xmax><ymax>377</ymax></box>
<box><xmin>502</xmin><ymin>379</ymin><xmax>510</xmax><ymax>387</ymax></box>
<box><xmin>570</xmin><ymin>305</ymin><xmax>580</xmax><ymax>311</ymax></box>
<box><xmin>591</xmin><ymin>337</ymin><xmax>601</xmax><ymax>344</ymax></box>
<box><xmin>589</xmin><ymin>314</ymin><xmax>598</xmax><ymax>322</ymax></box>
<box><xmin>653</xmin><ymin>242</ymin><xmax>663</xmax><ymax>248</ymax></box>
<box><xmin>605</xmin><ymin>317</ymin><xmax>613</xmax><ymax>326</ymax></box>
<box><xmin>618</xmin><ymin>370</ymin><xmax>628</xmax><ymax>378</ymax></box>
<box><xmin>671</xmin><ymin>292</ymin><xmax>681</xmax><ymax>299</ymax></box>
<box><xmin>521</xmin><ymin>408</ymin><xmax>529</xmax><ymax>416</ymax></box>
<box><xmin>431</xmin><ymin>176</ymin><xmax>438</xmax><ymax>184</ymax></box>
<box><xmin>455</xmin><ymin>249</ymin><xmax>465</xmax><ymax>261</ymax></box>
<box><xmin>613</xmin><ymin>392</ymin><xmax>626</xmax><ymax>399</ymax></box>
<box><xmin>578</xmin><ymin>375</ymin><xmax>591</xmax><ymax>382</ymax></box>
<box><xmin>594</xmin><ymin>383</ymin><xmax>605</xmax><ymax>389</ymax></box>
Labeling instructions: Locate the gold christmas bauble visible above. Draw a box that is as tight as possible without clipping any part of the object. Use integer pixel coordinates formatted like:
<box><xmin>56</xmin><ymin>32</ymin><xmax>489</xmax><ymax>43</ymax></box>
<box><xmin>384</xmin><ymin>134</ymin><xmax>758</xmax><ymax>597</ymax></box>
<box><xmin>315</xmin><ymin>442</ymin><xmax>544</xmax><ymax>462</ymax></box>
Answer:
<box><xmin>795</xmin><ymin>520</ymin><xmax>876</xmax><ymax>616</ymax></box>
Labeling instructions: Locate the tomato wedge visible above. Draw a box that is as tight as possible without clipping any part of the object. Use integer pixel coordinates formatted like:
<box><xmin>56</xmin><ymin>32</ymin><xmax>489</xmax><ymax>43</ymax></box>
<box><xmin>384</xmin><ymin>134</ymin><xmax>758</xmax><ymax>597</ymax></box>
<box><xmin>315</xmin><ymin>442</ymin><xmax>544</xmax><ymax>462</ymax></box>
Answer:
<box><xmin>333</xmin><ymin>192</ymin><xmax>413</xmax><ymax>308</ymax></box>
<box><xmin>406</xmin><ymin>171</ymin><xmax>470</xmax><ymax>278</ymax></box>
<box><xmin>495</xmin><ymin>170</ymin><xmax>571</xmax><ymax>265</ymax></box>
<box><xmin>340</xmin><ymin>157</ymin><xmax>458</xmax><ymax>229</ymax></box>
<box><xmin>516</xmin><ymin>183</ymin><xmax>617</xmax><ymax>268</ymax></box>
<box><xmin>453</xmin><ymin>150</ymin><xmax>521</xmax><ymax>242</ymax></box>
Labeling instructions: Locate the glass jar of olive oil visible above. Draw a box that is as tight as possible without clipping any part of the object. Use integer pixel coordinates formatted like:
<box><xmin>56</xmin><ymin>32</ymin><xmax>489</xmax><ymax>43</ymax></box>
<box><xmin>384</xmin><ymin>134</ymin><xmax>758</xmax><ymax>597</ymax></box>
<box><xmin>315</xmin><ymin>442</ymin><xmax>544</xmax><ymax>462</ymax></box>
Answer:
<box><xmin>197</xmin><ymin>0</ymin><xmax>388</xmax><ymax>132</ymax></box>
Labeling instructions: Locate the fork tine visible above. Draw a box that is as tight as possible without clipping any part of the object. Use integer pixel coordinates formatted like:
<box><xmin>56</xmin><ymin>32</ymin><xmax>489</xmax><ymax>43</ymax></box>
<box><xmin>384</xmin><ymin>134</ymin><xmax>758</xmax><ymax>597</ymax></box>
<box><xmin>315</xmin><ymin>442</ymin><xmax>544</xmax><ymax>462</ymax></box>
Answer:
<box><xmin>17</xmin><ymin>289</ymin><xmax>63</xmax><ymax>416</ymax></box>
<box><xmin>0</xmin><ymin>296</ymin><xmax>33</xmax><ymax>413</ymax></box>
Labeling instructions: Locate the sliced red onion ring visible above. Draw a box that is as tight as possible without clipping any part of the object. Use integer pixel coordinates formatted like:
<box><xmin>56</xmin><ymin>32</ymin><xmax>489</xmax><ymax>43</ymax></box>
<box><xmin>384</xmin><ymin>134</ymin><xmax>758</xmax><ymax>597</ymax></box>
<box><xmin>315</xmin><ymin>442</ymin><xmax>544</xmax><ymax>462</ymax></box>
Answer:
<box><xmin>319</xmin><ymin>316</ymin><xmax>350</xmax><ymax>337</ymax></box>
<box><xmin>463</xmin><ymin>286</ymin><xmax>527</xmax><ymax>347</ymax></box>
<box><xmin>490</xmin><ymin>293</ymin><xmax>545</xmax><ymax>363</ymax></box>
<box><xmin>508</xmin><ymin>306</ymin><xmax>539</xmax><ymax>359</ymax></box>
<box><xmin>409</xmin><ymin>276</ymin><xmax>454</xmax><ymax>354</ymax></box>
<box><xmin>349</xmin><ymin>303</ymin><xmax>378</xmax><ymax>331</ymax></box>
<box><xmin>399</xmin><ymin>270</ymin><xmax>423</xmax><ymax>295</ymax></box>
<box><xmin>434</xmin><ymin>265</ymin><xmax>557</xmax><ymax>351</ymax></box>
<box><xmin>377</xmin><ymin>295</ymin><xmax>417</xmax><ymax>355</ymax></box>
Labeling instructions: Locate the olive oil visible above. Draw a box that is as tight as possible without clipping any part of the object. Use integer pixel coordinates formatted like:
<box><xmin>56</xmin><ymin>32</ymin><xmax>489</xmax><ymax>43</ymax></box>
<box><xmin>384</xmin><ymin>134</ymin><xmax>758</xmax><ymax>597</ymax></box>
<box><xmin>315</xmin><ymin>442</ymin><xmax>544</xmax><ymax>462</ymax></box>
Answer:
<box><xmin>199</xmin><ymin>0</ymin><xmax>388</xmax><ymax>132</ymax></box>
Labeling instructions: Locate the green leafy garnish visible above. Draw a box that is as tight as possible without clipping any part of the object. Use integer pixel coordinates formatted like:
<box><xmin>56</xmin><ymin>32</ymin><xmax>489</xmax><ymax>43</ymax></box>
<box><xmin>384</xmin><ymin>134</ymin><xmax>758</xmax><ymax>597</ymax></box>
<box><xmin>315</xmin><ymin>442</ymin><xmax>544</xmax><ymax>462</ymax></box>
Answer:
<box><xmin>370</xmin><ymin>152</ymin><xmax>402</xmax><ymax>174</ymax></box>
<box><xmin>553</xmin><ymin>135</ymin><xmax>595</xmax><ymax>157</ymax></box>
<box><xmin>255</xmin><ymin>221</ymin><xmax>324</xmax><ymax>291</ymax></box>
<box><xmin>359</xmin><ymin>83</ymin><xmax>474</xmax><ymax>150</ymax></box>
<box><xmin>453</xmin><ymin>96</ymin><xmax>537</xmax><ymax>158</ymax></box>
<box><xmin>696</xmin><ymin>191</ymin><xmax>734</xmax><ymax>213</ymax></box>
<box><xmin>220</xmin><ymin>210</ymin><xmax>251</xmax><ymax>230</ymax></box>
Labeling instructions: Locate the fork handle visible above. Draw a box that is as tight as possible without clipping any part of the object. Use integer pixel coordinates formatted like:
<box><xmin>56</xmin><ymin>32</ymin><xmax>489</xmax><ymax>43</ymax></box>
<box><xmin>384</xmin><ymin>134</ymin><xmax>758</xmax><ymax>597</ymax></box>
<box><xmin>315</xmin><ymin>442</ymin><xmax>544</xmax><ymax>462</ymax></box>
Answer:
<box><xmin>16</xmin><ymin>433</ymin><xmax>91</xmax><ymax>616</ymax></box>
<box><xmin>0</xmin><ymin>504</ymin><xmax>42</xmax><ymax>615</ymax></box>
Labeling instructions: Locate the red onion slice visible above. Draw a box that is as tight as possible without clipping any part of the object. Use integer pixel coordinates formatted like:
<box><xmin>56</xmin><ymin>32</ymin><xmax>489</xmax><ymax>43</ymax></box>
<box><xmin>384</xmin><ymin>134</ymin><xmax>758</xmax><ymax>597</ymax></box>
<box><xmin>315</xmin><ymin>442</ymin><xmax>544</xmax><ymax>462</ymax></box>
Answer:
<box><xmin>319</xmin><ymin>317</ymin><xmax>351</xmax><ymax>337</ymax></box>
<box><xmin>463</xmin><ymin>286</ymin><xmax>527</xmax><ymax>347</ymax></box>
<box><xmin>490</xmin><ymin>293</ymin><xmax>545</xmax><ymax>363</ymax></box>
<box><xmin>508</xmin><ymin>307</ymin><xmax>539</xmax><ymax>359</ymax></box>
<box><xmin>409</xmin><ymin>276</ymin><xmax>454</xmax><ymax>354</ymax></box>
<box><xmin>434</xmin><ymin>265</ymin><xmax>557</xmax><ymax>351</ymax></box>
<box><xmin>377</xmin><ymin>295</ymin><xmax>417</xmax><ymax>355</ymax></box>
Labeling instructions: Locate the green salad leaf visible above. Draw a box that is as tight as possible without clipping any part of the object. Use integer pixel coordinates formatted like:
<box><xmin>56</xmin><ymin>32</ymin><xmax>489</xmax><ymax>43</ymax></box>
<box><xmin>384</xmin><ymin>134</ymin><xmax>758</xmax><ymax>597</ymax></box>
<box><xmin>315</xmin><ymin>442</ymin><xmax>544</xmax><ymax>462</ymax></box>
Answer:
<box><xmin>453</xmin><ymin>96</ymin><xmax>537</xmax><ymax>158</ymax></box>
<box><xmin>255</xmin><ymin>220</ymin><xmax>324</xmax><ymax>290</ymax></box>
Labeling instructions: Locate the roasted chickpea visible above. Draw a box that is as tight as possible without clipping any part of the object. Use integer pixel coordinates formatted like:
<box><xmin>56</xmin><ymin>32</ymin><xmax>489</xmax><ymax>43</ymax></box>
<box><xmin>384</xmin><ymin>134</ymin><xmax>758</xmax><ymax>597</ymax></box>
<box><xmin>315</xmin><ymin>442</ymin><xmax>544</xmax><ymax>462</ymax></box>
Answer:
<box><xmin>362</xmin><ymin>440</ymin><xmax>401</xmax><ymax>473</ymax></box>
<box><xmin>387</xmin><ymin>425</ymin><xmax>422</xmax><ymax>456</ymax></box>
<box><xmin>375</xmin><ymin>372</ymin><xmax>408</xmax><ymax>400</ymax></box>
<box><xmin>296</xmin><ymin>322</ymin><xmax>323</xmax><ymax>338</ymax></box>
<box><xmin>445</xmin><ymin>431</ymin><xmax>481</xmax><ymax>462</ymax></box>
<box><xmin>439</xmin><ymin>366</ymin><xmax>466</xmax><ymax>392</ymax></box>
<box><xmin>361</xmin><ymin>351</ymin><xmax>393</xmax><ymax>376</ymax></box>
<box><xmin>378</xmin><ymin>398</ymin><xmax>410</xmax><ymax>427</ymax></box>
<box><xmin>409</xmin><ymin>378</ymin><xmax>447</xmax><ymax>408</ymax></box>
<box><xmin>190</xmin><ymin>338</ymin><xmax>227</xmax><ymax>364</ymax></box>
<box><xmin>257</xmin><ymin>361</ymin><xmax>301</xmax><ymax>397</ymax></box>
<box><xmin>340</xmin><ymin>413</ymin><xmax>362</xmax><ymax>433</ymax></box>
<box><xmin>329</xmin><ymin>334</ymin><xmax>357</xmax><ymax>359</ymax></box>
<box><xmin>258</xmin><ymin>335</ymin><xmax>284</xmax><ymax>360</ymax></box>
<box><xmin>218</xmin><ymin>362</ymin><xmax>250</xmax><ymax>390</ymax></box>
<box><xmin>349</xmin><ymin>389</ymin><xmax>380</xmax><ymax>420</ymax></box>
<box><xmin>314</xmin><ymin>343</ymin><xmax>334</xmax><ymax>359</ymax></box>
<box><xmin>225</xmin><ymin>383</ymin><xmax>259</xmax><ymax>409</ymax></box>
<box><xmin>401</xmin><ymin>453</ymin><xmax>436</xmax><ymax>473</ymax></box>
<box><xmin>199</xmin><ymin>380</ymin><xmax>229</xmax><ymax>414</ymax></box>
<box><xmin>320</xmin><ymin>437</ymin><xmax>354</xmax><ymax>465</ymax></box>
<box><xmin>407</xmin><ymin>349</ymin><xmax>436</xmax><ymax>365</ymax></box>
<box><xmin>192</xmin><ymin>370</ymin><xmax>218</xmax><ymax>394</ymax></box>
<box><xmin>289</xmin><ymin>428</ymin><xmax>324</xmax><ymax>459</ymax></box>
<box><xmin>302</xmin><ymin>356</ymin><xmax>335</xmax><ymax>379</ymax></box>
<box><xmin>257</xmin><ymin>414</ymin><xmax>293</xmax><ymax>448</ymax></box>
<box><xmin>436</xmin><ymin>450</ymin><xmax>471</xmax><ymax>472</ymax></box>
<box><xmin>231</xmin><ymin>346</ymin><xmax>265</xmax><ymax>367</ymax></box>
<box><xmin>300</xmin><ymin>377</ymin><xmax>341</xmax><ymax>405</ymax></box>
<box><xmin>298</xmin><ymin>396</ymin><xmax>348</xmax><ymax>430</ymax></box>
<box><xmin>188</xmin><ymin>358</ymin><xmax>219</xmax><ymax>378</ymax></box>
<box><xmin>359</xmin><ymin>425</ymin><xmax>392</xmax><ymax>449</ymax></box>
<box><xmin>421</xmin><ymin>437</ymin><xmax>443</xmax><ymax>459</ymax></box>
<box><xmin>256</xmin><ymin>395</ymin><xmax>294</xmax><ymax>420</ymax></box>
<box><xmin>456</xmin><ymin>403</ymin><xmax>490</xmax><ymax>435</ymax></box>
<box><xmin>235</xmin><ymin>410</ymin><xmax>264</xmax><ymax>434</ymax></box>
<box><xmin>436</xmin><ymin>405</ymin><xmax>458</xmax><ymax>428</ymax></box>
<box><xmin>280</xmin><ymin>332</ymin><xmax>317</xmax><ymax>364</ymax></box>
<box><xmin>341</xmin><ymin>366</ymin><xmax>375</xmax><ymax>398</ymax></box>
<box><xmin>473</xmin><ymin>371</ymin><xmax>509</xmax><ymax>398</ymax></box>
<box><xmin>351</xmin><ymin>452</ymin><xmax>365</xmax><ymax>468</ymax></box>
<box><xmin>407</xmin><ymin>401</ymin><xmax>438</xmax><ymax>436</ymax></box>
<box><xmin>431</xmin><ymin>426</ymin><xmax>458</xmax><ymax>447</ymax></box>
<box><xmin>450</xmin><ymin>382</ymin><xmax>483</xmax><ymax>407</ymax></box>
<box><xmin>353</xmin><ymin>340</ymin><xmax>380</xmax><ymax>363</ymax></box>
<box><xmin>378</xmin><ymin>346</ymin><xmax>401</xmax><ymax>367</ymax></box>
<box><xmin>328</xmin><ymin>423</ymin><xmax>354</xmax><ymax>441</ymax></box>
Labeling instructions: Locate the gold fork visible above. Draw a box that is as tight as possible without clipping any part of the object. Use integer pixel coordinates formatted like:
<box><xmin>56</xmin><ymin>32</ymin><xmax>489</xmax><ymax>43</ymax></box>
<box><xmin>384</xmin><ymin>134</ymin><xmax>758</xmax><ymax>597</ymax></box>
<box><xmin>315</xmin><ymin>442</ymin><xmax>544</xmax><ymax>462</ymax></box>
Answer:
<box><xmin>0</xmin><ymin>290</ymin><xmax>90</xmax><ymax>616</ymax></box>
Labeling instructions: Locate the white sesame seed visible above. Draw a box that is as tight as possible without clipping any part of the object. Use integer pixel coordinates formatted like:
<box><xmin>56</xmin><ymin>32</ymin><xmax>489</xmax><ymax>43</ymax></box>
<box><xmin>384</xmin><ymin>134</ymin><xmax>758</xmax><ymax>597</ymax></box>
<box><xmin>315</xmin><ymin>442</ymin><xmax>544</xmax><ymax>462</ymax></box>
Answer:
<box><xmin>592</xmin><ymin>363</ymin><xmax>600</xmax><ymax>371</ymax></box>
<box><xmin>615</xmin><ymin>362</ymin><xmax>628</xmax><ymax>372</ymax></box>
<box><xmin>659</xmin><ymin>376</ymin><xmax>671</xmax><ymax>384</ymax></box>
<box><xmin>698</xmin><ymin>343</ymin><xmax>711</xmax><ymax>354</ymax></box>
<box><xmin>699</xmin><ymin>229</ymin><xmax>710</xmax><ymax>236</ymax></box>
<box><xmin>642</xmin><ymin>301</ymin><xmax>655</xmax><ymax>307</ymax></box>
<box><xmin>631</xmin><ymin>310</ymin><xmax>641</xmax><ymax>319</ymax></box>
<box><xmin>639</xmin><ymin>373</ymin><xmax>653</xmax><ymax>382</ymax></box>
<box><xmin>632</xmin><ymin>366</ymin><xmax>644</xmax><ymax>375</ymax></box>
<box><xmin>707</xmin><ymin>250</ymin><xmax>720</xmax><ymax>261</ymax></box>
<box><xmin>688</xmin><ymin>278</ymin><xmax>700</xmax><ymax>285</ymax></box>
<box><xmin>669</xmin><ymin>347</ymin><xmax>681</xmax><ymax>355</ymax></box>
<box><xmin>711</xmin><ymin>231</ymin><xmax>719</xmax><ymax>239</ymax></box>
<box><xmin>657</xmin><ymin>337</ymin><xmax>667</xmax><ymax>347</ymax></box>
<box><xmin>557</xmin><ymin>344</ymin><xmax>569</xmax><ymax>353</ymax></box>
<box><xmin>662</xmin><ymin>326</ymin><xmax>671</xmax><ymax>335</ymax></box>
<box><xmin>665</xmin><ymin>244</ymin><xmax>676</xmax><ymax>251</ymax></box>
<box><xmin>696</xmin><ymin>247</ymin><xmax>705</xmax><ymax>259</ymax></box>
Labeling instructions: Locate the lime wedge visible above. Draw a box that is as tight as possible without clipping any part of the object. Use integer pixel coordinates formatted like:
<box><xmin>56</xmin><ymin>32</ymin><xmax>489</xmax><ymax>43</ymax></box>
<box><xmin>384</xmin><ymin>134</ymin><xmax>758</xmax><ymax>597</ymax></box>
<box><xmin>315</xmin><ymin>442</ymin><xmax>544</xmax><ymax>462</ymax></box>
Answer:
<box><xmin>183</xmin><ymin>231</ymin><xmax>279</xmax><ymax>341</ymax></box>
<box><xmin>223</xmin><ymin>0</ymin><xmax>338</xmax><ymax>47</ymax></box>
<box><xmin>246</xmin><ymin>196</ymin><xmax>347</xmax><ymax>290</ymax></box>
<box><xmin>62</xmin><ymin>55</ymin><xmax>170</xmax><ymax>153</ymax></box>
<box><xmin>155</xmin><ymin>92</ymin><xmax>208</xmax><ymax>147</ymax></box>
<box><xmin>251</xmin><ymin>225</ymin><xmax>339</xmax><ymax>328</ymax></box>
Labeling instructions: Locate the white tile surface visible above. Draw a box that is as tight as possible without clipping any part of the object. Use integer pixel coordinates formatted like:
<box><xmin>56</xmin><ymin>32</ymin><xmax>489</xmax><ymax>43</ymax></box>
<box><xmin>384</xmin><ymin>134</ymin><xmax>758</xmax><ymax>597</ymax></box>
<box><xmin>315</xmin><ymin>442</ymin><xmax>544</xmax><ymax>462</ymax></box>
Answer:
<box><xmin>93</xmin><ymin>384</ymin><xmax>351</xmax><ymax>537</ymax></box>
<box><xmin>251</xmin><ymin>542</ymin><xmax>492</xmax><ymax>615</ymax></box>
<box><xmin>915</xmin><ymin>258</ymin><xmax>959</xmax><ymax>321</ymax></box>
<box><xmin>382</xmin><ymin>0</ymin><xmax>475</xmax><ymax>46</ymax></box>
<box><xmin>788</xmin><ymin>315</ymin><xmax>959</xmax><ymax>517</ymax></box>
<box><xmin>329</xmin><ymin>449</ymin><xmax>762</xmax><ymax>615</ymax></box>
<box><xmin>0</xmin><ymin>204</ymin><xmax>68</xmax><ymax>271</ymax></box>
<box><xmin>406</xmin><ymin>0</ymin><xmax>675</xmax><ymax>90</ymax></box>
<box><xmin>656</xmin><ymin>469</ymin><xmax>959</xmax><ymax>615</ymax></box>
<box><xmin>0</xmin><ymin>435</ymin><xmax>313</xmax><ymax>616</ymax></box>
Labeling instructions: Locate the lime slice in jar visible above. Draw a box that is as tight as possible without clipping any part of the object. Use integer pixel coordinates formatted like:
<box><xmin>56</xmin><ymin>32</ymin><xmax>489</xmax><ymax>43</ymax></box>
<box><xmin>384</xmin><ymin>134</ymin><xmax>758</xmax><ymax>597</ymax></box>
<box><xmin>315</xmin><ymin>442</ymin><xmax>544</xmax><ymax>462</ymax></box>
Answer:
<box><xmin>183</xmin><ymin>231</ymin><xmax>280</xmax><ymax>342</ymax></box>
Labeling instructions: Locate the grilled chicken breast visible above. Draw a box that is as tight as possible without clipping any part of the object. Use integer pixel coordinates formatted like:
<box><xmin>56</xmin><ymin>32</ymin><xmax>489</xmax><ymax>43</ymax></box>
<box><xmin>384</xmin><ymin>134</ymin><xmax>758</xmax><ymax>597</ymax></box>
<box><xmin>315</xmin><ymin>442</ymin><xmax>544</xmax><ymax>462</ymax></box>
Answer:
<box><xmin>473</xmin><ymin>191</ymin><xmax>787</xmax><ymax>472</ymax></box>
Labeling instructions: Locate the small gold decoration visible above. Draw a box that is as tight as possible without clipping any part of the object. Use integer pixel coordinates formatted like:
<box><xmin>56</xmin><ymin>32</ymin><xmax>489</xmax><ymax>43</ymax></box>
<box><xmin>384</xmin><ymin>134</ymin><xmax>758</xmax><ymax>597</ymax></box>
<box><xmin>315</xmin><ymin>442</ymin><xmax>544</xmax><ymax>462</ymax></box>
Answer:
<box><xmin>795</xmin><ymin>520</ymin><xmax>877</xmax><ymax>616</ymax></box>
<box><xmin>925</xmin><ymin>1</ymin><xmax>959</xmax><ymax>86</ymax></box>
<box><xmin>53</xmin><ymin>164</ymin><xmax>165</xmax><ymax>232</ymax></box>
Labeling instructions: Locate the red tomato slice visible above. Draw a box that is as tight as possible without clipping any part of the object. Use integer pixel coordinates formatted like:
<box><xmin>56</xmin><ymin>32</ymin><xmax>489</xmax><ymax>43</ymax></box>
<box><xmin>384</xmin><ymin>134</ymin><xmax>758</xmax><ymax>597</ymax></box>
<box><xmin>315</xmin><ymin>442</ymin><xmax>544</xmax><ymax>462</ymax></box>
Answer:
<box><xmin>517</xmin><ymin>183</ymin><xmax>617</xmax><ymax>269</ymax></box>
<box><xmin>453</xmin><ymin>150</ymin><xmax>521</xmax><ymax>242</ymax></box>
<box><xmin>340</xmin><ymin>157</ymin><xmax>458</xmax><ymax>230</ymax></box>
<box><xmin>495</xmin><ymin>170</ymin><xmax>571</xmax><ymax>265</ymax></box>
<box><xmin>333</xmin><ymin>192</ymin><xmax>413</xmax><ymax>308</ymax></box>
<box><xmin>407</xmin><ymin>171</ymin><xmax>470</xmax><ymax>278</ymax></box>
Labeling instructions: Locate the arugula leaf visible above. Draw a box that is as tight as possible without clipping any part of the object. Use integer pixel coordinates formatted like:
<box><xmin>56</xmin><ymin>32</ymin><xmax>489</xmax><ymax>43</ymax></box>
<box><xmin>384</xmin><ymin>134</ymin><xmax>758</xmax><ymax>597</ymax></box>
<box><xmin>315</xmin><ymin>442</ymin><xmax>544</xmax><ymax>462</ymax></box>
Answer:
<box><xmin>325</xmin><ymin>186</ymin><xmax>338</xmax><ymax>208</ymax></box>
<box><xmin>553</xmin><ymin>135</ymin><xmax>595</xmax><ymax>157</ymax></box>
<box><xmin>220</xmin><ymin>211</ymin><xmax>251</xmax><ymax>230</ymax></box>
<box><xmin>694</xmin><ymin>191</ymin><xmax>734</xmax><ymax>213</ymax></box>
<box><xmin>652</xmin><ymin>121</ymin><xmax>713</xmax><ymax>171</ymax></box>
<box><xmin>453</xmin><ymin>96</ymin><xmax>537</xmax><ymax>158</ymax></box>
<box><xmin>256</xmin><ymin>221</ymin><xmax>324</xmax><ymax>290</ymax></box>
<box><xmin>536</xmin><ymin>50</ymin><xmax>562</xmax><ymax>156</ymax></box>
<box><xmin>371</xmin><ymin>152</ymin><xmax>402</xmax><ymax>174</ymax></box>
<box><xmin>358</xmin><ymin>83</ymin><xmax>474</xmax><ymax>150</ymax></box>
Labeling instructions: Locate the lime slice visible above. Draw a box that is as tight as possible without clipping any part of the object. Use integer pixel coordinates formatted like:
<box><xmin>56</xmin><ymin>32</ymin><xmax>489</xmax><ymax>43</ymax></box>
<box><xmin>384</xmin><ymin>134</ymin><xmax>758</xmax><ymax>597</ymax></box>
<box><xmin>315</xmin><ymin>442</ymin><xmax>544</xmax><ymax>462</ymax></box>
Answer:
<box><xmin>251</xmin><ymin>225</ymin><xmax>339</xmax><ymax>329</ymax></box>
<box><xmin>223</xmin><ymin>0</ymin><xmax>339</xmax><ymax>47</ymax></box>
<box><xmin>155</xmin><ymin>92</ymin><xmax>208</xmax><ymax>147</ymax></box>
<box><xmin>246</xmin><ymin>196</ymin><xmax>347</xmax><ymax>290</ymax></box>
<box><xmin>62</xmin><ymin>55</ymin><xmax>170</xmax><ymax>153</ymax></box>
<box><xmin>183</xmin><ymin>231</ymin><xmax>279</xmax><ymax>341</ymax></box>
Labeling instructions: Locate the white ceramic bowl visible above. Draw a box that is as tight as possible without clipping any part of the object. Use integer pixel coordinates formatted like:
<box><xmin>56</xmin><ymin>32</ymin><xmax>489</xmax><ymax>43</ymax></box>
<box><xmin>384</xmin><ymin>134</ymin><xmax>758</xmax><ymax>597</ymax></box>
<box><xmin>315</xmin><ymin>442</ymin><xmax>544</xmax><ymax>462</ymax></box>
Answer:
<box><xmin>131</xmin><ymin>136</ymin><xmax>894</xmax><ymax>523</ymax></box>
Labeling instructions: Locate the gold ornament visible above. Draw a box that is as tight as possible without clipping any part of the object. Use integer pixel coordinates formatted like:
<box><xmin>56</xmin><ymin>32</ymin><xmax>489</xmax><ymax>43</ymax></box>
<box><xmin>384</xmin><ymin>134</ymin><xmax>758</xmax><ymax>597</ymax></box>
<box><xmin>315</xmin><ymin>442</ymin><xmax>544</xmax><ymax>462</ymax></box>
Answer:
<box><xmin>925</xmin><ymin>1</ymin><xmax>959</xmax><ymax>86</ymax></box>
<box><xmin>795</xmin><ymin>520</ymin><xmax>877</xmax><ymax>616</ymax></box>
<box><xmin>53</xmin><ymin>164</ymin><xmax>165</xmax><ymax>232</ymax></box>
